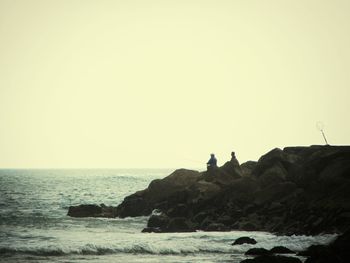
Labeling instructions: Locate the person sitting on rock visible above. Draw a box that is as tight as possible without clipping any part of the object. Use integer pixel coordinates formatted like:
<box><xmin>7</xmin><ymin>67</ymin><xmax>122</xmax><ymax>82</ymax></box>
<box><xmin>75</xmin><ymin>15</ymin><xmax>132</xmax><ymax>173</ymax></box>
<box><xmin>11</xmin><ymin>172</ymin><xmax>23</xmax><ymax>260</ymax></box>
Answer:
<box><xmin>207</xmin><ymin>153</ymin><xmax>217</xmax><ymax>170</ymax></box>
<box><xmin>231</xmin><ymin>151</ymin><xmax>240</xmax><ymax>166</ymax></box>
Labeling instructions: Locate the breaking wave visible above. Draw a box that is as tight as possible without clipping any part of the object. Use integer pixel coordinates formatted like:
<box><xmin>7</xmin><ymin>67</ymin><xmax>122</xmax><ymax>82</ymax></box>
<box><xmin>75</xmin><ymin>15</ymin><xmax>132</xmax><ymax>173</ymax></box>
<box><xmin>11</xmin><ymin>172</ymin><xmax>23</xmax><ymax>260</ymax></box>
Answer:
<box><xmin>0</xmin><ymin>243</ymin><xmax>234</xmax><ymax>256</ymax></box>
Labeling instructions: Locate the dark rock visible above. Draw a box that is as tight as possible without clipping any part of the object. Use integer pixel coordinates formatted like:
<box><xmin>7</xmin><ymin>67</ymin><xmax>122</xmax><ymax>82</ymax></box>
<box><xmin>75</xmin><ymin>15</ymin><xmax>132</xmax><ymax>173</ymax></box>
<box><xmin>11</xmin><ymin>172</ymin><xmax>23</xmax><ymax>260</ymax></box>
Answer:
<box><xmin>254</xmin><ymin>182</ymin><xmax>297</xmax><ymax>205</ymax></box>
<box><xmin>167</xmin><ymin>204</ymin><xmax>189</xmax><ymax>217</ymax></box>
<box><xmin>67</xmin><ymin>204</ymin><xmax>102</xmax><ymax>217</ymax></box>
<box><xmin>216</xmin><ymin>215</ymin><xmax>233</xmax><ymax>225</ymax></box>
<box><xmin>116</xmin><ymin>169</ymin><xmax>201</xmax><ymax>218</ymax></box>
<box><xmin>270</xmin><ymin>246</ymin><xmax>295</xmax><ymax>254</ymax></box>
<box><xmin>193</xmin><ymin>212</ymin><xmax>210</xmax><ymax>224</ymax></box>
<box><xmin>147</xmin><ymin>213</ymin><xmax>169</xmax><ymax>228</ymax></box>
<box><xmin>240</xmin><ymin>221</ymin><xmax>259</xmax><ymax>231</ymax></box>
<box><xmin>200</xmin><ymin>217</ymin><xmax>214</xmax><ymax>229</ymax></box>
<box><xmin>116</xmin><ymin>194</ymin><xmax>150</xmax><ymax>218</ymax></box>
<box><xmin>241</xmin><ymin>161</ymin><xmax>258</xmax><ymax>176</ymax></box>
<box><xmin>166</xmin><ymin>217</ymin><xmax>193</xmax><ymax>232</ymax></box>
<box><xmin>232</xmin><ymin>236</ymin><xmax>257</xmax><ymax>245</ymax></box>
<box><xmin>67</xmin><ymin>204</ymin><xmax>117</xmax><ymax>218</ymax></box>
<box><xmin>70</xmin><ymin>145</ymin><xmax>350</xmax><ymax>236</ymax></box>
<box><xmin>245</xmin><ymin>248</ymin><xmax>271</xmax><ymax>256</ymax></box>
<box><xmin>241</xmin><ymin>255</ymin><xmax>302</xmax><ymax>263</ymax></box>
<box><xmin>297</xmin><ymin>244</ymin><xmax>328</xmax><ymax>257</ymax></box>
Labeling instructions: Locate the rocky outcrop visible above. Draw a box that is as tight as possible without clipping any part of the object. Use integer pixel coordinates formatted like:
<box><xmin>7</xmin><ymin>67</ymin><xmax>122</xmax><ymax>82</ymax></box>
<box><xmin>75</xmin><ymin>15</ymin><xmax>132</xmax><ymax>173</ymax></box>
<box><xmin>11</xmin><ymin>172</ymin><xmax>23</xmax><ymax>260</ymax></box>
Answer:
<box><xmin>68</xmin><ymin>145</ymin><xmax>350</xmax><ymax>235</ymax></box>
<box><xmin>117</xmin><ymin>169</ymin><xmax>201</xmax><ymax>218</ymax></box>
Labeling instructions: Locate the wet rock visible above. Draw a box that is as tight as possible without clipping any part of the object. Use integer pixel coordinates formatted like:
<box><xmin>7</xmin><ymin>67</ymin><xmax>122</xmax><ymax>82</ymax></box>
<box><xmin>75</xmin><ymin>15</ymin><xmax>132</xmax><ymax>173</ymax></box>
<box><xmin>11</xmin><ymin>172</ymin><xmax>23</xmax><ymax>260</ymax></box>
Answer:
<box><xmin>232</xmin><ymin>236</ymin><xmax>257</xmax><ymax>245</ymax></box>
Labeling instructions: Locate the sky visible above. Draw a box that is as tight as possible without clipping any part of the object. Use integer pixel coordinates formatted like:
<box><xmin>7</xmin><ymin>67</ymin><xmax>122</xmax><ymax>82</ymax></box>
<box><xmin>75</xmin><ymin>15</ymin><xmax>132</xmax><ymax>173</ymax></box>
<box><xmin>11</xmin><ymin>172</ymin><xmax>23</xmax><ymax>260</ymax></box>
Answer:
<box><xmin>0</xmin><ymin>0</ymin><xmax>349</xmax><ymax>169</ymax></box>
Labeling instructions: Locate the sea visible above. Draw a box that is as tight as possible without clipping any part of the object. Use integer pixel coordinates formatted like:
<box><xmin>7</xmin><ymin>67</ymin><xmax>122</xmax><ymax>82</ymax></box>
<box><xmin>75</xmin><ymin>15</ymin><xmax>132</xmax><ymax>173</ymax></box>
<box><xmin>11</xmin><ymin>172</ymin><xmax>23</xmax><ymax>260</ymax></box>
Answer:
<box><xmin>0</xmin><ymin>169</ymin><xmax>337</xmax><ymax>263</ymax></box>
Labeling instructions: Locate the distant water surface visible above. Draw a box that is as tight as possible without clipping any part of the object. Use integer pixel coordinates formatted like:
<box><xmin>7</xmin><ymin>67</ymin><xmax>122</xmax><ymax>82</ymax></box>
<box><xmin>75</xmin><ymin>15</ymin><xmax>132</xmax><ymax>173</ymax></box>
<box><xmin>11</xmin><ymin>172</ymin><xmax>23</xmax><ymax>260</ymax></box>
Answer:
<box><xmin>0</xmin><ymin>169</ymin><xmax>336</xmax><ymax>262</ymax></box>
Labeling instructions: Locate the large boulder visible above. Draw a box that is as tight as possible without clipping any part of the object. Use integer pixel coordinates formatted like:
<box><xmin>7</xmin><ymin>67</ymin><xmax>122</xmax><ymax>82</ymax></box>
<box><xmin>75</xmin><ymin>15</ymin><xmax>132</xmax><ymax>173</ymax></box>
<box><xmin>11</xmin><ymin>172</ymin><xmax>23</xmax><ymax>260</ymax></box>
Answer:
<box><xmin>116</xmin><ymin>169</ymin><xmax>200</xmax><ymax>217</ymax></box>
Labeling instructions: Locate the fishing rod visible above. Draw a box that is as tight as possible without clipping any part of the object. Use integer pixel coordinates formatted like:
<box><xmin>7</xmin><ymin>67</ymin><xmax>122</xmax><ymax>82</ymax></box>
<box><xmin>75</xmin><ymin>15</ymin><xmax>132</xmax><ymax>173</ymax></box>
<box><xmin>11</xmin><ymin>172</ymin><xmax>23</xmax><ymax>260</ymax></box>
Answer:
<box><xmin>316</xmin><ymin>121</ymin><xmax>329</xmax><ymax>145</ymax></box>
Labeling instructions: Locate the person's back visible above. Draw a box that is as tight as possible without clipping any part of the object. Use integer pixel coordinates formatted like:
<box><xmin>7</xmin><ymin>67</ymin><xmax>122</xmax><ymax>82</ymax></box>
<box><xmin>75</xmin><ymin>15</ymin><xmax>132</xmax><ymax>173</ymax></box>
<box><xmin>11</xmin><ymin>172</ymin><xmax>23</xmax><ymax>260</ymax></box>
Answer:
<box><xmin>207</xmin><ymin>154</ymin><xmax>217</xmax><ymax>170</ymax></box>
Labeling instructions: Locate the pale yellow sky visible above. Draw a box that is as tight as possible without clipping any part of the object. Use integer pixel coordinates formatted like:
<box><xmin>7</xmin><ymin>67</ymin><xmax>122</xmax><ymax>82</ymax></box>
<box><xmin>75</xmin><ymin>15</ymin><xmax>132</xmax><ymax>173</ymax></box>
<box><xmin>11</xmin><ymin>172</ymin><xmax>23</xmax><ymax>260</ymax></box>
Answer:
<box><xmin>0</xmin><ymin>0</ymin><xmax>349</xmax><ymax>168</ymax></box>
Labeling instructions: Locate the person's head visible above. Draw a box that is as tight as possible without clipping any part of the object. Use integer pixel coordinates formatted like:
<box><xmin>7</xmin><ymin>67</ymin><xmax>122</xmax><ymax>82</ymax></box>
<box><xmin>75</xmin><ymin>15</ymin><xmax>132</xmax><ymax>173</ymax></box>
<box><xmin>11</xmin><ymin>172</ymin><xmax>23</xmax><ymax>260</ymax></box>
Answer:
<box><xmin>231</xmin><ymin>151</ymin><xmax>235</xmax><ymax>157</ymax></box>
<box><xmin>211</xmin><ymin>153</ymin><xmax>215</xmax><ymax>157</ymax></box>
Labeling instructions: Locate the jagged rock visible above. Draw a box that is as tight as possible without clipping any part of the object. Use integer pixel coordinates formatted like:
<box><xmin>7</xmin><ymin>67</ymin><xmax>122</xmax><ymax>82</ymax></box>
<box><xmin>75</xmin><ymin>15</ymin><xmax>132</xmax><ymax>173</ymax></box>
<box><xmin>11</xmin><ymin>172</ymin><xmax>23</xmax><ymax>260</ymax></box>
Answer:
<box><xmin>241</xmin><ymin>255</ymin><xmax>302</xmax><ymax>263</ymax></box>
<box><xmin>232</xmin><ymin>236</ymin><xmax>257</xmax><ymax>245</ymax></box>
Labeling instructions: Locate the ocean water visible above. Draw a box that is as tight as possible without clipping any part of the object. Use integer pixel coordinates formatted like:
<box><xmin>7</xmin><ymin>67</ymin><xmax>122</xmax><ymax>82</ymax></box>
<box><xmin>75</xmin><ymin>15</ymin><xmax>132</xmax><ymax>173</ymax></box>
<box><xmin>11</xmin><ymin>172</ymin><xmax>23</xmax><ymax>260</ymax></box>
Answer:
<box><xmin>0</xmin><ymin>169</ymin><xmax>337</xmax><ymax>263</ymax></box>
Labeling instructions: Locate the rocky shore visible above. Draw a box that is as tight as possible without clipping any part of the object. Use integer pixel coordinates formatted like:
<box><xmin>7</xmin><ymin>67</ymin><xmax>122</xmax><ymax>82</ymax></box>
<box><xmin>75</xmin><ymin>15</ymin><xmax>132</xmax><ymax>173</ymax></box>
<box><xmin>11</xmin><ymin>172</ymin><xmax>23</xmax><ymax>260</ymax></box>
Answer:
<box><xmin>68</xmin><ymin>145</ymin><xmax>350</xmax><ymax>236</ymax></box>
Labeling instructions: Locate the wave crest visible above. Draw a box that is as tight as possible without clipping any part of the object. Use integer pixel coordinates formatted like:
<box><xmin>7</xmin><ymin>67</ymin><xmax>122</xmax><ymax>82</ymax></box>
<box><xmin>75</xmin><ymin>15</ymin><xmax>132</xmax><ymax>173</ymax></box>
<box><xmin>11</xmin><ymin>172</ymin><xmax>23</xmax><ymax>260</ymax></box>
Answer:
<box><xmin>0</xmin><ymin>243</ymin><xmax>232</xmax><ymax>256</ymax></box>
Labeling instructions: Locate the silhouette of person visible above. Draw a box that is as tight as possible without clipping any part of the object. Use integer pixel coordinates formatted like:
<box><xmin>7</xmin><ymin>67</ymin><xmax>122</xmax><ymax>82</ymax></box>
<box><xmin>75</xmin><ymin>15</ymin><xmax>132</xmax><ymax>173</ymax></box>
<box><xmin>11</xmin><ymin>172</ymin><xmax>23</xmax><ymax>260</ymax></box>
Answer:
<box><xmin>207</xmin><ymin>153</ymin><xmax>217</xmax><ymax>170</ymax></box>
<box><xmin>230</xmin><ymin>151</ymin><xmax>240</xmax><ymax>167</ymax></box>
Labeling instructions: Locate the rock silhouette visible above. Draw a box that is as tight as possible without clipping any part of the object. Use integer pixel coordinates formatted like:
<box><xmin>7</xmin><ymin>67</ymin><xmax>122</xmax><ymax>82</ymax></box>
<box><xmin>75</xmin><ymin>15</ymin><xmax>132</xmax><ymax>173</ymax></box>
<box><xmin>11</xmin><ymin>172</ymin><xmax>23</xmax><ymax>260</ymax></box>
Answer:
<box><xmin>68</xmin><ymin>145</ymin><xmax>350</xmax><ymax>235</ymax></box>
